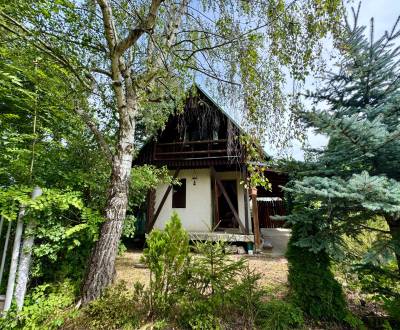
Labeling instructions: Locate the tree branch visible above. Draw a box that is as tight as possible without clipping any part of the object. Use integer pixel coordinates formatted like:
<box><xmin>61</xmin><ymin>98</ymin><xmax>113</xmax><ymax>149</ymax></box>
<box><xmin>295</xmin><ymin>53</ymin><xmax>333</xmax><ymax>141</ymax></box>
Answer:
<box><xmin>114</xmin><ymin>0</ymin><xmax>163</xmax><ymax>56</ymax></box>
<box><xmin>74</xmin><ymin>106</ymin><xmax>113</xmax><ymax>163</ymax></box>
<box><xmin>96</xmin><ymin>0</ymin><xmax>118</xmax><ymax>51</ymax></box>
<box><xmin>91</xmin><ymin>67</ymin><xmax>112</xmax><ymax>78</ymax></box>
<box><xmin>185</xmin><ymin>64</ymin><xmax>240</xmax><ymax>86</ymax></box>
<box><xmin>358</xmin><ymin>223</ymin><xmax>391</xmax><ymax>234</ymax></box>
<box><xmin>0</xmin><ymin>13</ymin><xmax>92</xmax><ymax>90</ymax></box>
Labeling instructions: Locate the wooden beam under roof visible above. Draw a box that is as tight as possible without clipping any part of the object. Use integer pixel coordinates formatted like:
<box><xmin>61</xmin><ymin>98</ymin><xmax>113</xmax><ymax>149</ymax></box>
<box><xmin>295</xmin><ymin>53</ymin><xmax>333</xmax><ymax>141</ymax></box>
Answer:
<box><xmin>147</xmin><ymin>168</ymin><xmax>180</xmax><ymax>232</ymax></box>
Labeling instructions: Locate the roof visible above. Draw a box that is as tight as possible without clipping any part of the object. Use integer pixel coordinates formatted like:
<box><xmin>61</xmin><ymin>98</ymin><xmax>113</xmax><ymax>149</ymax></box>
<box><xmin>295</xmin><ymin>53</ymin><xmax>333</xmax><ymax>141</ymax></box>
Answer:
<box><xmin>194</xmin><ymin>83</ymin><xmax>244</xmax><ymax>135</ymax></box>
<box><xmin>195</xmin><ymin>84</ymin><xmax>270</xmax><ymax>160</ymax></box>
<box><xmin>134</xmin><ymin>83</ymin><xmax>270</xmax><ymax>160</ymax></box>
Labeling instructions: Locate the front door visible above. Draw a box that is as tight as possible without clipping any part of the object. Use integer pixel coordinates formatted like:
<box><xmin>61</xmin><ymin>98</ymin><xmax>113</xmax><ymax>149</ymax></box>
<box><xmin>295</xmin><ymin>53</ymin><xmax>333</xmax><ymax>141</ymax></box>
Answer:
<box><xmin>216</xmin><ymin>180</ymin><xmax>238</xmax><ymax>229</ymax></box>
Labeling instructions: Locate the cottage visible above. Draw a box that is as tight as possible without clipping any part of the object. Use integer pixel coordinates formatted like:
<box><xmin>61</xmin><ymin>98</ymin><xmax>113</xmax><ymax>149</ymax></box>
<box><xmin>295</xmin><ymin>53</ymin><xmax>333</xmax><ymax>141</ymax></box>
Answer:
<box><xmin>134</xmin><ymin>85</ymin><xmax>288</xmax><ymax>250</ymax></box>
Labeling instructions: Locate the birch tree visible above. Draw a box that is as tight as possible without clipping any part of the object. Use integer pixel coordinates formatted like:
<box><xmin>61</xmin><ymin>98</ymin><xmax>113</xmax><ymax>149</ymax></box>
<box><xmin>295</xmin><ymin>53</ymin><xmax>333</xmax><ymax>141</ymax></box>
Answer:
<box><xmin>0</xmin><ymin>0</ymin><xmax>343</xmax><ymax>304</ymax></box>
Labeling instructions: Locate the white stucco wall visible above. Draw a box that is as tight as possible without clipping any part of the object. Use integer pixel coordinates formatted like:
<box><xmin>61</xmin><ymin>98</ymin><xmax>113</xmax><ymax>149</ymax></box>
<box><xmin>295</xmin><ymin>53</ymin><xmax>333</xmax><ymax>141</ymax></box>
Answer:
<box><xmin>153</xmin><ymin>169</ymin><xmax>248</xmax><ymax>232</ymax></box>
<box><xmin>154</xmin><ymin>169</ymin><xmax>213</xmax><ymax>231</ymax></box>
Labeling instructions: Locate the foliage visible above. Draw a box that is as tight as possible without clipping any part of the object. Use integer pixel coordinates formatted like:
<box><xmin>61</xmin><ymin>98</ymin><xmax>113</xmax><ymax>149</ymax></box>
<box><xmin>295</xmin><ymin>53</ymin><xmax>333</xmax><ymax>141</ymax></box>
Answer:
<box><xmin>282</xmin><ymin>7</ymin><xmax>400</xmax><ymax>324</ymax></box>
<box><xmin>355</xmin><ymin>261</ymin><xmax>400</xmax><ymax>324</ymax></box>
<box><xmin>286</xmin><ymin>223</ymin><xmax>348</xmax><ymax>321</ymax></box>
<box><xmin>142</xmin><ymin>212</ymin><xmax>190</xmax><ymax>313</ymax></box>
<box><xmin>0</xmin><ymin>27</ymin><xmax>109</xmax><ymax>286</ymax></box>
<box><xmin>0</xmin><ymin>0</ymin><xmax>344</xmax><ymax>149</ymax></box>
<box><xmin>256</xmin><ymin>299</ymin><xmax>304</xmax><ymax>330</ymax></box>
<box><xmin>240</xmin><ymin>134</ymin><xmax>272</xmax><ymax>190</ymax></box>
<box><xmin>177</xmin><ymin>240</ymin><xmax>255</xmax><ymax>328</ymax></box>
<box><xmin>129</xmin><ymin>165</ymin><xmax>176</xmax><ymax>209</ymax></box>
<box><xmin>142</xmin><ymin>213</ymin><xmax>269</xmax><ymax>328</ymax></box>
<box><xmin>122</xmin><ymin>215</ymin><xmax>137</xmax><ymax>239</ymax></box>
<box><xmin>0</xmin><ymin>0</ymin><xmax>345</xmax><ymax>303</ymax></box>
<box><xmin>0</xmin><ymin>281</ymin><xmax>76</xmax><ymax>330</ymax></box>
<box><xmin>70</xmin><ymin>282</ymin><xmax>145</xmax><ymax>330</ymax></box>
<box><xmin>0</xmin><ymin>186</ymin><xmax>103</xmax><ymax>283</ymax></box>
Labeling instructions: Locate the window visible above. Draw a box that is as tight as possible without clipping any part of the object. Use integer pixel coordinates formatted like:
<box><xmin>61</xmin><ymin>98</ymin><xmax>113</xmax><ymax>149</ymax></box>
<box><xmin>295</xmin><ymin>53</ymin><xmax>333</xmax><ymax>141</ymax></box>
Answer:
<box><xmin>172</xmin><ymin>179</ymin><xmax>186</xmax><ymax>208</ymax></box>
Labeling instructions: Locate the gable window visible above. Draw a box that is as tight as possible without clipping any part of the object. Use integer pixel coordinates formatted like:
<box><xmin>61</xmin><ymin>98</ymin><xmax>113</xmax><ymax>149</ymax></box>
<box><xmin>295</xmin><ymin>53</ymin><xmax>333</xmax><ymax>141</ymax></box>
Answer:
<box><xmin>172</xmin><ymin>179</ymin><xmax>186</xmax><ymax>208</ymax></box>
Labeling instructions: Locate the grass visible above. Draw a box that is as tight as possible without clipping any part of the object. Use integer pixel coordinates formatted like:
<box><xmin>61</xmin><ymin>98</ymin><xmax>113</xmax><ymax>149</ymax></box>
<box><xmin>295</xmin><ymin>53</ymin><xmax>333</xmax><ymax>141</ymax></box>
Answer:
<box><xmin>115</xmin><ymin>250</ymin><xmax>289</xmax><ymax>290</ymax></box>
<box><xmin>114</xmin><ymin>250</ymin><xmax>391</xmax><ymax>329</ymax></box>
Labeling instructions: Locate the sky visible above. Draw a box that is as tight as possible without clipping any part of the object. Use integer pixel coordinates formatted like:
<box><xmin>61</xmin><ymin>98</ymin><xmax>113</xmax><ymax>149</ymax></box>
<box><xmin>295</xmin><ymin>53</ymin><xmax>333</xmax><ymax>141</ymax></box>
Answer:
<box><xmin>283</xmin><ymin>0</ymin><xmax>400</xmax><ymax>160</ymax></box>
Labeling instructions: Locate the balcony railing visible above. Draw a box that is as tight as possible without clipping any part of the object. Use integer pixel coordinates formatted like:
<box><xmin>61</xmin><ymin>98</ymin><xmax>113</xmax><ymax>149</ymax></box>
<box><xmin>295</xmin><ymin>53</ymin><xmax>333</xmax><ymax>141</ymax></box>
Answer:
<box><xmin>154</xmin><ymin>139</ymin><xmax>231</xmax><ymax>160</ymax></box>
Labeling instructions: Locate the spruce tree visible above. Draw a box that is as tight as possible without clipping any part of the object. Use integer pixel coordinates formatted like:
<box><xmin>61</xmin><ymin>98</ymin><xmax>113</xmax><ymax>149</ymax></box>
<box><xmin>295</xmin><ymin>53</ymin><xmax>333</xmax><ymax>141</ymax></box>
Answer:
<box><xmin>285</xmin><ymin>7</ymin><xmax>400</xmax><ymax>321</ymax></box>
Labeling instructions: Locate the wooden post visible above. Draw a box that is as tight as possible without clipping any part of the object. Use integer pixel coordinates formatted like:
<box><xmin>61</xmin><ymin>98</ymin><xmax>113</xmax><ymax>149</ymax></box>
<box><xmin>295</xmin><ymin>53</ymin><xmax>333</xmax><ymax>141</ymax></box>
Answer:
<box><xmin>242</xmin><ymin>166</ymin><xmax>250</xmax><ymax>234</ymax></box>
<box><xmin>250</xmin><ymin>188</ymin><xmax>261</xmax><ymax>250</ymax></box>
<box><xmin>145</xmin><ymin>189</ymin><xmax>156</xmax><ymax>233</ymax></box>
<box><xmin>148</xmin><ymin>168</ymin><xmax>180</xmax><ymax>232</ymax></box>
<box><xmin>210</xmin><ymin>168</ymin><xmax>220</xmax><ymax>230</ymax></box>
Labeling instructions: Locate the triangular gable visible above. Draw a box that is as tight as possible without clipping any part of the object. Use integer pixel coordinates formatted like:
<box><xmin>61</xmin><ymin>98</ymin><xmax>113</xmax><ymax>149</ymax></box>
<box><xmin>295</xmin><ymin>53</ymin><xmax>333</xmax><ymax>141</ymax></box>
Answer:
<box><xmin>133</xmin><ymin>84</ymin><xmax>269</xmax><ymax>167</ymax></box>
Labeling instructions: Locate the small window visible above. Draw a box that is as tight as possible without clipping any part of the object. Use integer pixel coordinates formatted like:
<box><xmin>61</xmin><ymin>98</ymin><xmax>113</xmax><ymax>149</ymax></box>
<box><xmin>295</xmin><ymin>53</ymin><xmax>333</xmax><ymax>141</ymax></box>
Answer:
<box><xmin>172</xmin><ymin>179</ymin><xmax>186</xmax><ymax>208</ymax></box>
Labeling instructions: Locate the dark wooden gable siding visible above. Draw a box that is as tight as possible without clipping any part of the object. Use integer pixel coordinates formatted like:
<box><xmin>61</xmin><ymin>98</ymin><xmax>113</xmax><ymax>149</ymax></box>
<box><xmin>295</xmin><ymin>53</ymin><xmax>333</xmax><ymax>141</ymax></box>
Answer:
<box><xmin>134</xmin><ymin>87</ymin><xmax>245</xmax><ymax>168</ymax></box>
<box><xmin>257</xmin><ymin>170</ymin><xmax>289</xmax><ymax>228</ymax></box>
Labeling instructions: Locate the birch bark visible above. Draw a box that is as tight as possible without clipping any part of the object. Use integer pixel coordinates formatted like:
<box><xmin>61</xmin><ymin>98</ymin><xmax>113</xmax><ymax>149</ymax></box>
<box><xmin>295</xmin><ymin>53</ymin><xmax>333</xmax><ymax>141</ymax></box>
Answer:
<box><xmin>4</xmin><ymin>207</ymin><xmax>25</xmax><ymax>311</ymax></box>
<box><xmin>80</xmin><ymin>0</ymin><xmax>187</xmax><ymax>304</ymax></box>
<box><xmin>14</xmin><ymin>186</ymin><xmax>43</xmax><ymax>310</ymax></box>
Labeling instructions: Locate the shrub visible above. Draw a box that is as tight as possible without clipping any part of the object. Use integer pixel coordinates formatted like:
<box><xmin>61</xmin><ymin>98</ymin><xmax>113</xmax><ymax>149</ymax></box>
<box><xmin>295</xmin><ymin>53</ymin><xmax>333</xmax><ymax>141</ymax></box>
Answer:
<box><xmin>171</xmin><ymin>240</ymin><xmax>262</xmax><ymax>328</ymax></box>
<box><xmin>355</xmin><ymin>261</ymin><xmax>400</xmax><ymax>325</ymax></box>
<box><xmin>141</xmin><ymin>211</ymin><xmax>190</xmax><ymax>315</ymax></box>
<box><xmin>256</xmin><ymin>299</ymin><xmax>304</xmax><ymax>330</ymax></box>
<box><xmin>69</xmin><ymin>282</ymin><xmax>144</xmax><ymax>330</ymax></box>
<box><xmin>142</xmin><ymin>213</ymin><xmax>267</xmax><ymax>328</ymax></box>
<box><xmin>0</xmin><ymin>280</ymin><xmax>76</xmax><ymax>330</ymax></box>
<box><xmin>286</xmin><ymin>223</ymin><xmax>348</xmax><ymax>321</ymax></box>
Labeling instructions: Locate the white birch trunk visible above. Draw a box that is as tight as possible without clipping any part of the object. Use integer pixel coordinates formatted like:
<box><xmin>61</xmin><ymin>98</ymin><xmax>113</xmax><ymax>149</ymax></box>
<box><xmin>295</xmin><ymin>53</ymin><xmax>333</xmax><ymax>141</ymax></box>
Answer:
<box><xmin>4</xmin><ymin>207</ymin><xmax>25</xmax><ymax>312</ymax></box>
<box><xmin>14</xmin><ymin>186</ymin><xmax>43</xmax><ymax>310</ymax></box>
<box><xmin>80</xmin><ymin>105</ymin><xmax>136</xmax><ymax>304</ymax></box>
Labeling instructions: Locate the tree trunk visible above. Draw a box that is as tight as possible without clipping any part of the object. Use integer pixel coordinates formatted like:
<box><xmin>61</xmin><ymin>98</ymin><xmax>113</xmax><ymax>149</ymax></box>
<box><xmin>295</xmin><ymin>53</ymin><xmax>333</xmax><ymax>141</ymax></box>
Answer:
<box><xmin>80</xmin><ymin>105</ymin><xmax>136</xmax><ymax>305</ymax></box>
<box><xmin>4</xmin><ymin>207</ymin><xmax>25</xmax><ymax>312</ymax></box>
<box><xmin>14</xmin><ymin>186</ymin><xmax>43</xmax><ymax>310</ymax></box>
<box><xmin>387</xmin><ymin>217</ymin><xmax>400</xmax><ymax>275</ymax></box>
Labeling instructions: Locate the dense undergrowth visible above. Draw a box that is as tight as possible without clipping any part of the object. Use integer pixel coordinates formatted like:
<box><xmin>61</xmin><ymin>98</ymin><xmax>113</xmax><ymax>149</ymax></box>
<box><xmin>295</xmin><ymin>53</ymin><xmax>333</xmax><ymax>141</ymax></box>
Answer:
<box><xmin>1</xmin><ymin>214</ymin><xmax>305</xmax><ymax>330</ymax></box>
<box><xmin>1</xmin><ymin>213</ymin><xmax>397</xmax><ymax>329</ymax></box>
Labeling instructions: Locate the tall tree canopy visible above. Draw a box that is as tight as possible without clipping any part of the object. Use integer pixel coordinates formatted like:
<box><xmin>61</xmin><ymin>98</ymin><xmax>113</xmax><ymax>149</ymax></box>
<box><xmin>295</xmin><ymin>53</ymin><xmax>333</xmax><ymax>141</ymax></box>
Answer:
<box><xmin>284</xmin><ymin>7</ymin><xmax>400</xmax><ymax>319</ymax></box>
<box><xmin>0</xmin><ymin>0</ymin><xmax>343</xmax><ymax>303</ymax></box>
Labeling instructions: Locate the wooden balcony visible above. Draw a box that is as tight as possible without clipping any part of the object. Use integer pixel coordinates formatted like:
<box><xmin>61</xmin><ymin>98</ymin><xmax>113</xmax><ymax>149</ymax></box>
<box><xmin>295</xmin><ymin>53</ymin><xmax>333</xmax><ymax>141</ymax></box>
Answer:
<box><xmin>154</xmin><ymin>139</ymin><xmax>233</xmax><ymax>161</ymax></box>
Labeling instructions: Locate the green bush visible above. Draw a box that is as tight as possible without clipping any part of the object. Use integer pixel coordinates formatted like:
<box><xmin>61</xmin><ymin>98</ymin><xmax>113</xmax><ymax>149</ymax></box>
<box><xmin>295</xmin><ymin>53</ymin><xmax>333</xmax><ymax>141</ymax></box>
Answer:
<box><xmin>70</xmin><ymin>282</ymin><xmax>144</xmax><ymax>330</ymax></box>
<box><xmin>141</xmin><ymin>211</ymin><xmax>190</xmax><ymax>314</ymax></box>
<box><xmin>173</xmin><ymin>242</ymin><xmax>263</xmax><ymax>329</ymax></box>
<box><xmin>142</xmin><ymin>213</ymin><xmax>267</xmax><ymax>328</ymax></box>
<box><xmin>0</xmin><ymin>280</ymin><xmax>76</xmax><ymax>330</ymax></box>
<box><xmin>355</xmin><ymin>261</ymin><xmax>400</xmax><ymax>325</ymax></box>
<box><xmin>286</xmin><ymin>224</ymin><xmax>348</xmax><ymax>321</ymax></box>
<box><xmin>256</xmin><ymin>299</ymin><xmax>304</xmax><ymax>330</ymax></box>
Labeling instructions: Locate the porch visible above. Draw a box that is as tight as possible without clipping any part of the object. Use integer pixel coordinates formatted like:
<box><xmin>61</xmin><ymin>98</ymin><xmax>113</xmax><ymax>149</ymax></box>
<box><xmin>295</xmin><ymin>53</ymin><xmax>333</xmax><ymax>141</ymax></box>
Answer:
<box><xmin>188</xmin><ymin>231</ymin><xmax>254</xmax><ymax>243</ymax></box>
